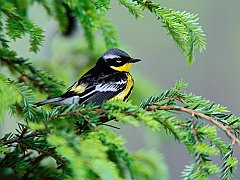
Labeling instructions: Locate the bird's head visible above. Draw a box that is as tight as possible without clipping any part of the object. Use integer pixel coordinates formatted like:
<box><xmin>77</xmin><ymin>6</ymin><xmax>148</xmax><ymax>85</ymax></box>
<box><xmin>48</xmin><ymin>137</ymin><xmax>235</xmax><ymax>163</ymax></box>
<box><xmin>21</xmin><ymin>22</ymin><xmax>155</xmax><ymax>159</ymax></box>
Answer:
<box><xmin>96</xmin><ymin>48</ymin><xmax>141</xmax><ymax>72</ymax></box>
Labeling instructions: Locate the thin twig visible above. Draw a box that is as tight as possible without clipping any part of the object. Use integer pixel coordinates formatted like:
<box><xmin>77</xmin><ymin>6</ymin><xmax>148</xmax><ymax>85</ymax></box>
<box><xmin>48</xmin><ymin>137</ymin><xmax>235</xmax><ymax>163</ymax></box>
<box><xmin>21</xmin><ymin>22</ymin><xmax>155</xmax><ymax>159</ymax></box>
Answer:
<box><xmin>190</xmin><ymin>121</ymin><xmax>199</xmax><ymax>144</ymax></box>
<box><xmin>53</xmin><ymin>110</ymin><xmax>80</xmax><ymax>119</ymax></box>
<box><xmin>31</xmin><ymin>154</ymin><xmax>47</xmax><ymax>165</ymax></box>
<box><xmin>20</xmin><ymin>74</ymin><xmax>50</xmax><ymax>94</ymax></box>
<box><xmin>31</xmin><ymin>147</ymin><xmax>66</xmax><ymax>167</ymax></box>
<box><xmin>54</xmin><ymin>110</ymin><xmax>97</xmax><ymax>128</ymax></box>
<box><xmin>146</xmin><ymin>105</ymin><xmax>240</xmax><ymax>149</ymax></box>
<box><xmin>82</xmin><ymin>115</ymin><xmax>96</xmax><ymax>128</ymax></box>
<box><xmin>100</xmin><ymin>123</ymin><xmax>120</xmax><ymax>129</ymax></box>
<box><xmin>20</xmin><ymin>143</ymin><xmax>66</xmax><ymax>167</ymax></box>
<box><xmin>3</xmin><ymin>131</ymin><xmax>42</xmax><ymax>145</ymax></box>
<box><xmin>2</xmin><ymin>130</ymin><xmax>66</xmax><ymax>166</ymax></box>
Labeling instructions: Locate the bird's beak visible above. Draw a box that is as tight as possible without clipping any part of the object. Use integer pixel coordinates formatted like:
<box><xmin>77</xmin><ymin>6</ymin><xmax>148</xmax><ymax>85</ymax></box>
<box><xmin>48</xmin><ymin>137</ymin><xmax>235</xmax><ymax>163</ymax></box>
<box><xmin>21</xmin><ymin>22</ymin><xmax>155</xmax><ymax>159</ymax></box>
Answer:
<box><xmin>130</xmin><ymin>58</ymin><xmax>141</xmax><ymax>63</ymax></box>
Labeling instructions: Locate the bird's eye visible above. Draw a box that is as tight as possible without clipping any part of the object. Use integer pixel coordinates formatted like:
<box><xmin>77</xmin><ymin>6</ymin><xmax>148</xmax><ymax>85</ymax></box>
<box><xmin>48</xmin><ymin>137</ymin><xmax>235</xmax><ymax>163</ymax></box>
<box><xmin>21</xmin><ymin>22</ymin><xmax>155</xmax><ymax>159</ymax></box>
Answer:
<box><xmin>116</xmin><ymin>60</ymin><xmax>122</xmax><ymax>63</ymax></box>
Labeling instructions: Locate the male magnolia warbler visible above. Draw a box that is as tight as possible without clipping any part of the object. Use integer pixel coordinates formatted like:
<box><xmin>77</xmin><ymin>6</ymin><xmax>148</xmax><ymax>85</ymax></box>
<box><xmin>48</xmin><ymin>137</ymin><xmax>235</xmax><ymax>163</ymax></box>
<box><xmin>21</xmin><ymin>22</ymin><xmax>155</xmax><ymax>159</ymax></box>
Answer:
<box><xmin>35</xmin><ymin>48</ymin><xmax>141</xmax><ymax>107</ymax></box>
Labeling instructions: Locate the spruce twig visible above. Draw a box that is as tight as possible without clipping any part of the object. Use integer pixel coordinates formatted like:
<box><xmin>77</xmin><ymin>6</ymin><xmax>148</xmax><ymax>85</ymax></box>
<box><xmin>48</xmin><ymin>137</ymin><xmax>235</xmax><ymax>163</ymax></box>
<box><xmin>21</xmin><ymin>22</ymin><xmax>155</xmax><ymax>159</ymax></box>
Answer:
<box><xmin>146</xmin><ymin>105</ymin><xmax>240</xmax><ymax>148</ymax></box>
<box><xmin>3</xmin><ymin>131</ymin><xmax>43</xmax><ymax>146</ymax></box>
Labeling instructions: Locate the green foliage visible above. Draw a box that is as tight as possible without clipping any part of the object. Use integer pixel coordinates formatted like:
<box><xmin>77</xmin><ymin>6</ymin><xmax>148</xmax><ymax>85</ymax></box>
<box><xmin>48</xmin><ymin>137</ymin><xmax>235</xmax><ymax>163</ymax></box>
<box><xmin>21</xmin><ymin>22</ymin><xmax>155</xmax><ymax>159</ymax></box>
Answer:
<box><xmin>62</xmin><ymin>0</ymin><xmax>119</xmax><ymax>50</ymax></box>
<box><xmin>1</xmin><ymin>2</ymin><xmax>44</xmax><ymax>53</ymax></box>
<box><xmin>0</xmin><ymin>75</ymin><xmax>21</xmax><ymax>120</ymax></box>
<box><xmin>119</xmin><ymin>0</ymin><xmax>143</xmax><ymax>18</ymax></box>
<box><xmin>94</xmin><ymin>0</ymin><xmax>111</xmax><ymax>12</ymax></box>
<box><xmin>119</xmin><ymin>0</ymin><xmax>206</xmax><ymax>64</ymax></box>
<box><xmin>131</xmin><ymin>150</ymin><xmax>168</xmax><ymax>180</ymax></box>
<box><xmin>157</xmin><ymin>8</ymin><xmax>205</xmax><ymax>64</ymax></box>
<box><xmin>0</xmin><ymin>1</ymin><xmax>238</xmax><ymax>180</ymax></box>
<box><xmin>12</xmin><ymin>82</ymin><xmax>37</xmax><ymax>119</ymax></box>
<box><xmin>0</xmin><ymin>49</ymin><xmax>65</xmax><ymax>97</ymax></box>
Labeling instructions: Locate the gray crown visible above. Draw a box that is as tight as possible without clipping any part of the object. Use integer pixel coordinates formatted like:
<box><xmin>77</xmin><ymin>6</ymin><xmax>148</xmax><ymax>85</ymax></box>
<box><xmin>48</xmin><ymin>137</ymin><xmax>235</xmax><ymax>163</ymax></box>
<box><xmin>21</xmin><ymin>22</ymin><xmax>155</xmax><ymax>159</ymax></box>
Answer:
<box><xmin>102</xmin><ymin>48</ymin><xmax>130</xmax><ymax>60</ymax></box>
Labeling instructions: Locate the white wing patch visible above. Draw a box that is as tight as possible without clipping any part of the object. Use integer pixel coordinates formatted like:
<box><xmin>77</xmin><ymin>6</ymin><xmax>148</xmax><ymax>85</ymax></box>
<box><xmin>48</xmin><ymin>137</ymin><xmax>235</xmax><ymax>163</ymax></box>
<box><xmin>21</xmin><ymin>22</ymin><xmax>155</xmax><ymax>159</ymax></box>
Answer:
<box><xmin>96</xmin><ymin>79</ymin><xmax>126</xmax><ymax>92</ymax></box>
<box><xmin>80</xmin><ymin>79</ymin><xmax>127</xmax><ymax>99</ymax></box>
<box><xmin>103</xmin><ymin>54</ymin><xmax>121</xmax><ymax>60</ymax></box>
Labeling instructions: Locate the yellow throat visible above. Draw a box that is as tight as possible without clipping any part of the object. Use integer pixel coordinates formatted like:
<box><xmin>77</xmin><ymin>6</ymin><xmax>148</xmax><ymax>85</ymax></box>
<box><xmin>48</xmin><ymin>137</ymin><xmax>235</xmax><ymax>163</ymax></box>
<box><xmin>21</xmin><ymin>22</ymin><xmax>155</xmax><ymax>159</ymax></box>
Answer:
<box><xmin>110</xmin><ymin>63</ymin><xmax>132</xmax><ymax>72</ymax></box>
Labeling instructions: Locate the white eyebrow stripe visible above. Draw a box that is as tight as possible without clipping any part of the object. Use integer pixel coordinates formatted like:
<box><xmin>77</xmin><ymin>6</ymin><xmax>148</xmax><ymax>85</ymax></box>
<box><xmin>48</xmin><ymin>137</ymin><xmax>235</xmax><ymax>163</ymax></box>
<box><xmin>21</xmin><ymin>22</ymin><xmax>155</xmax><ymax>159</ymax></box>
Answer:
<box><xmin>103</xmin><ymin>54</ymin><xmax>121</xmax><ymax>59</ymax></box>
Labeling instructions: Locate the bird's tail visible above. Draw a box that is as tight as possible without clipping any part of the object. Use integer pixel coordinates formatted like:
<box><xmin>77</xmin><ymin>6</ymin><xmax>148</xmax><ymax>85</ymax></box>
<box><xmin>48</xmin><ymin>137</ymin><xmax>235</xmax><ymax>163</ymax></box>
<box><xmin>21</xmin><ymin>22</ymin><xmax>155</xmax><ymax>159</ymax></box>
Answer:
<box><xmin>35</xmin><ymin>97</ymin><xmax>64</xmax><ymax>107</ymax></box>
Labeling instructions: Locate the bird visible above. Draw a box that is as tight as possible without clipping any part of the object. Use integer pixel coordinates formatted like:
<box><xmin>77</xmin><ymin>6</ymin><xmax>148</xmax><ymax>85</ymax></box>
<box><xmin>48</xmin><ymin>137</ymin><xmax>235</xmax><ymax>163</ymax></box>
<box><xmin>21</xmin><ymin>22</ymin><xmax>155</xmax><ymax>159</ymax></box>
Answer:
<box><xmin>35</xmin><ymin>48</ymin><xmax>141</xmax><ymax>107</ymax></box>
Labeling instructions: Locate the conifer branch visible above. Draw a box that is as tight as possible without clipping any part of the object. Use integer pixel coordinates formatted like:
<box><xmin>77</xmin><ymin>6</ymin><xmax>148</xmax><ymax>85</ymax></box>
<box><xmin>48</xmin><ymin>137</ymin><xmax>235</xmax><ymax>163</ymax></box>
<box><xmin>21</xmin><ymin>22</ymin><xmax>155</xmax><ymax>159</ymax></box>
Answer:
<box><xmin>1</xmin><ymin>129</ymin><xmax>66</xmax><ymax>167</ymax></box>
<box><xmin>3</xmin><ymin>131</ymin><xmax>42</xmax><ymax>146</ymax></box>
<box><xmin>0</xmin><ymin>56</ymin><xmax>64</xmax><ymax>96</ymax></box>
<box><xmin>146</xmin><ymin>105</ymin><xmax>240</xmax><ymax>148</ymax></box>
<box><xmin>120</xmin><ymin>0</ymin><xmax>206</xmax><ymax>64</ymax></box>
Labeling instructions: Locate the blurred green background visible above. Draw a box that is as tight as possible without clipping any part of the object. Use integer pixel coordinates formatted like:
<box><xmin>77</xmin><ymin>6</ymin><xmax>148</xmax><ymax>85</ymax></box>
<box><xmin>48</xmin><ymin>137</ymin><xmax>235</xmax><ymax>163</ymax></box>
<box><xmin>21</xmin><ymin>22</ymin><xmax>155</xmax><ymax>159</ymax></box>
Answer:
<box><xmin>1</xmin><ymin>0</ymin><xmax>240</xmax><ymax>179</ymax></box>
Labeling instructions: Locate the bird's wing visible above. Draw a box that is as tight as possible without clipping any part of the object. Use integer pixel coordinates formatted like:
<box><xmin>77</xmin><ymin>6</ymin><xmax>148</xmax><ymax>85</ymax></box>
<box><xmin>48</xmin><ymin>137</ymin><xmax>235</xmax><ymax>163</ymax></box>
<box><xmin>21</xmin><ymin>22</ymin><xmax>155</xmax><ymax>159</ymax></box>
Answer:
<box><xmin>62</xmin><ymin>72</ymin><xmax>127</xmax><ymax>105</ymax></box>
<box><xmin>80</xmin><ymin>79</ymin><xmax>127</xmax><ymax>105</ymax></box>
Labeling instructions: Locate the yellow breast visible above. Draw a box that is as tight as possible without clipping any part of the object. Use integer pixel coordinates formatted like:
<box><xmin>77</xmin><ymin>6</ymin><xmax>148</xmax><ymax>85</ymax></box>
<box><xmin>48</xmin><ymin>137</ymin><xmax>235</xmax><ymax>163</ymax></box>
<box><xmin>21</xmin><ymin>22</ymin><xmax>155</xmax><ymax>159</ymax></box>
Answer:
<box><xmin>110</xmin><ymin>73</ymin><xmax>134</xmax><ymax>101</ymax></box>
